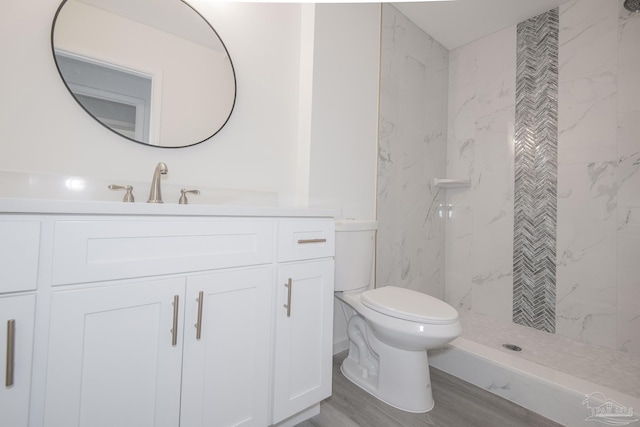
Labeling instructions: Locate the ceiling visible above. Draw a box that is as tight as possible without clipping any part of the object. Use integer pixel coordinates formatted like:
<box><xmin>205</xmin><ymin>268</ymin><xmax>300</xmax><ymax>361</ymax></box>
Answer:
<box><xmin>392</xmin><ymin>0</ymin><xmax>566</xmax><ymax>50</ymax></box>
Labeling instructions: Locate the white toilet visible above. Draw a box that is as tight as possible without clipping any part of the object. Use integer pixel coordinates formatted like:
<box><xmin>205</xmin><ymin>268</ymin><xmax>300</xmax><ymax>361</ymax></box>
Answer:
<box><xmin>334</xmin><ymin>219</ymin><xmax>461</xmax><ymax>413</ymax></box>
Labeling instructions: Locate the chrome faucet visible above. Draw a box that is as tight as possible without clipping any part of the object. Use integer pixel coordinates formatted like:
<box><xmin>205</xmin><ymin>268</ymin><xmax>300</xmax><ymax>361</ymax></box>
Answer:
<box><xmin>147</xmin><ymin>162</ymin><xmax>168</xmax><ymax>203</ymax></box>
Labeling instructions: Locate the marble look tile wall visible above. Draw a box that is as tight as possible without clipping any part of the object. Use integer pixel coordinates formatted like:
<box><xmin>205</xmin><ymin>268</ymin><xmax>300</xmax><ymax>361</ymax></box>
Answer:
<box><xmin>445</xmin><ymin>0</ymin><xmax>640</xmax><ymax>355</ymax></box>
<box><xmin>376</xmin><ymin>4</ymin><xmax>449</xmax><ymax>298</ymax></box>
<box><xmin>556</xmin><ymin>0</ymin><xmax>620</xmax><ymax>351</ymax></box>
<box><xmin>445</xmin><ymin>26</ymin><xmax>517</xmax><ymax>322</ymax></box>
<box><xmin>556</xmin><ymin>0</ymin><xmax>640</xmax><ymax>353</ymax></box>
<box><xmin>615</xmin><ymin>2</ymin><xmax>640</xmax><ymax>354</ymax></box>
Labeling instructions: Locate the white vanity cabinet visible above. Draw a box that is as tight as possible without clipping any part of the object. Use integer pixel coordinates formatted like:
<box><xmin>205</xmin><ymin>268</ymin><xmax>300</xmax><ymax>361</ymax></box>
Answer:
<box><xmin>44</xmin><ymin>269</ymin><xmax>273</xmax><ymax>427</ymax></box>
<box><xmin>44</xmin><ymin>278</ymin><xmax>186</xmax><ymax>427</ymax></box>
<box><xmin>181</xmin><ymin>267</ymin><xmax>272</xmax><ymax>427</ymax></box>
<box><xmin>0</xmin><ymin>205</ymin><xmax>335</xmax><ymax>427</ymax></box>
<box><xmin>0</xmin><ymin>218</ymin><xmax>40</xmax><ymax>427</ymax></box>
<box><xmin>0</xmin><ymin>294</ymin><xmax>36</xmax><ymax>427</ymax></box>
<box><xmin>44</xmin><ymin>217</ymin><xmax>275</xmax><ymax>427</ymax></box>
<box><xmin>272</xmin><ymin>220</ymin><xmax>335</xmax><ymax>424</ymax></box>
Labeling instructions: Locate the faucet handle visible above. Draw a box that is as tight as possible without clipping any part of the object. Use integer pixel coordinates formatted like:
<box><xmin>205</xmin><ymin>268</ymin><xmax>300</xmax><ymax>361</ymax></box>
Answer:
<box><xmin>108</xmin><ymin>184</ymin><xmax>135</xmax><ymax>202</ymax></box>
<box><xmin>179</xmin><ymin>189</ymin><xmax>200</xmax><ymax>205</ymax></box>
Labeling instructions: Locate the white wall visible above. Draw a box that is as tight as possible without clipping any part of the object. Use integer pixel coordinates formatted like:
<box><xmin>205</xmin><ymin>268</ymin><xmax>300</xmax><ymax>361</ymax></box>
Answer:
<box><xmin>0</xmin><ymin>1</ymin><xmax>300</xmax><ymax>205</ymax></box>
<box><xmin>305</xmin><ymin>4</ymin><xmax>381</xmax><ymax>353</ymax></box>
<box><xmin>1</xmin><ymin>0</ymin><xmax>380</xmax><ymax>212</ymax></box>
<box><xmin>308</xmin><ymin>4</ymin><xmax>380</xmax><ymax>220</ymax></box>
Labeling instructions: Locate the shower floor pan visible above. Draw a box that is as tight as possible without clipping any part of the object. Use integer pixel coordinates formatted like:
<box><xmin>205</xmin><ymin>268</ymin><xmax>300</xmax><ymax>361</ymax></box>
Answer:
<box><xmin>429</xmin><ymin>312</ymin><xmax>639</xmax><ymax>427</ymax></box>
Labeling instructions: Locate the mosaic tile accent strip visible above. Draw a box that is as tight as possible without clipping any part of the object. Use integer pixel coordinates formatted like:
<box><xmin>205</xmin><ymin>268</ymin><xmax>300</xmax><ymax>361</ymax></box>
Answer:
<box><xmin>513</xmin><ymin>8</ymin><xmax>559</xmax><ymax>333</ymax></box>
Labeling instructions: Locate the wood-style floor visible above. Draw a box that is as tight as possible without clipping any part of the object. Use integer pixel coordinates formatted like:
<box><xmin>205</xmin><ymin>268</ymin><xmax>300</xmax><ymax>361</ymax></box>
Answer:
<box><xmin>297</xmin><ymin>351</ymin><xmax>562</xmax><ymax>427</ymax></box>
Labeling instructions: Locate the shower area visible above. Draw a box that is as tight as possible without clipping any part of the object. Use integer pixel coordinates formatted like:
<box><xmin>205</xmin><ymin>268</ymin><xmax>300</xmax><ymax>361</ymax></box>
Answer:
<box><xmin>376</xmin><ymin>0</ymin><xmax>640</xmax><ymax>425</ymax></box>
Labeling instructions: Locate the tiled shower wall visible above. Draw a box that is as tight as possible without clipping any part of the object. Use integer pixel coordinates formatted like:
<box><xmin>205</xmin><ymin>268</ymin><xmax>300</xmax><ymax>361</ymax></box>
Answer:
<box><xmin>376</xmin><ymin>4</ymin><xmax>449</xmax><ymax>300</ymax></box>
<box><xmin>444</xmin><ymin>24</ymin><xmax>517</xmax><ymax>323</ymax></box>
<box><xmin>513</xmin><ymin>9</ymin><xmax>558</xmax><ymax>334</ymax></box>
<box><xmin>378</xmin><ymin>0</ymin><xmax>639</xmax><ymax>356</ymax></box>
<box><xmin>445</xmin><ymin>0</ymin><xmax>640</xmax><ymax>354</ymax></box>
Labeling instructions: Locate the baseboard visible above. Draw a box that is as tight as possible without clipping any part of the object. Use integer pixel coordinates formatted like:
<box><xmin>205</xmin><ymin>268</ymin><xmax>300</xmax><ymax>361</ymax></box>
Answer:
<box><xmin>333</xmin><ymin>336</ymin><xmax>349</xmax><ymax>355</ymax></box>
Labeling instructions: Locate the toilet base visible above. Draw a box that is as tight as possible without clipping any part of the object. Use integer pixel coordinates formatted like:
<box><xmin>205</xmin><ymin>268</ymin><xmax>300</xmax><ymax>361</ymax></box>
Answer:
<box><xmin>340</xmin><ymin>337</ymin><xmax>435</xmax><ymax>413</ymax></box>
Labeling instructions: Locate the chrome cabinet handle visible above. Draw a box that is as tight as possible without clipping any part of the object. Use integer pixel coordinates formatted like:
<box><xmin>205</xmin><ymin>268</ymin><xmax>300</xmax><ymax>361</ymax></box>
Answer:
<box><xmin>171</xmin><ymin>295</ymin><xmax>179</xmax><ymax>346</ymax></box>
<box><xmin>195</xmin><ymin>291</ymin><xmax>204</xmax><ymax>340</ymax></box>
<box><xmin>283</xmin><ymin>278</ymin><xmax>292</xmax><ymax>317</ymax></box>
<box><xmin>6</xmin><ymin>319</ymin><xmax>15</xmax><ymax>387</ymax></box>
<box><xmin>297</xmin><ymin>239</ymin><xmax>326</xmax><ymax>244</ymax></box>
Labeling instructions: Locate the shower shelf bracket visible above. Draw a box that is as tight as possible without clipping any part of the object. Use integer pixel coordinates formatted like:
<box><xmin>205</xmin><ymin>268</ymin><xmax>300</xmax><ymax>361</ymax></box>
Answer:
<box><xmin>433</xmin><ymin>178</ymin><xmax>471</xmax><ymax>188</ymax></box>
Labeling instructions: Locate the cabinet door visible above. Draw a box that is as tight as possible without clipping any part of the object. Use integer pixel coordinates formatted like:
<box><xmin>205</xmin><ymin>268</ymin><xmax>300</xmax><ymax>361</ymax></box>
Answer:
<box><xmin>273</xmin><ymin>260</ymin><xmax>334</xmax><ymax>424</ymax></box>
<box><xmin>0</xmin><ymin>294</ymin><xmax>36</xmax><ymax>427</ymax></box>
<box><xmin>181</xmin><ymin>267</ymin><xmax>272</xmax><ymax>427</ymax></box>
<box><xmin>0</xmin><ymin>220</ymin><xmax>40</xmax><ymax>293</ymax></box>
<box><xmin>44</xmin><ymin>278</ymin><xmax>186</xmax><ymax>427</ymax></box>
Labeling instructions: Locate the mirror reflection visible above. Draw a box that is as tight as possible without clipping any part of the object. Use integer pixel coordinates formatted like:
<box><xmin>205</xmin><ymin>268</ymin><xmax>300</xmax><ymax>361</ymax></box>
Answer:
<box><xmin>51</xmin><ymin>0</ymin><xmax>236</xmax><ymax>148</ymax></box>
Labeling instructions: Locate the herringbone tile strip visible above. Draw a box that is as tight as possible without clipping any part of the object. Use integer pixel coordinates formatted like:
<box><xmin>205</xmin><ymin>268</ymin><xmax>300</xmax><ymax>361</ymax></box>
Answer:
<box><xmin>513</xmin><ymin>8</ymin><xmax>558</xmax><ymax>334</ymax></box>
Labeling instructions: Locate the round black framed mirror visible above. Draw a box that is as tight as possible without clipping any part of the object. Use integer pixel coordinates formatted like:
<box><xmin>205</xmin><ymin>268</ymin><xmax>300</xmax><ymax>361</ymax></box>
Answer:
<box><xmin>51</xmin><ymin>0</ymin><xmax>236</xmax><ymax>148</ymax></box>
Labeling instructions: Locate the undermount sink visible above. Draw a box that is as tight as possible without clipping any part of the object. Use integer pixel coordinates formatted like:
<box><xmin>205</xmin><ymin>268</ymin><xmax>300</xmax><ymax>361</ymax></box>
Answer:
<box><xmin>0</xmin><ymin>170</ymin><xmax>279</xmax><ymax>208</ymax></box>
<box><xmin>0</xmin><ymin>171</ymin><xmax>344</xmax><ymax>218</ymax></box>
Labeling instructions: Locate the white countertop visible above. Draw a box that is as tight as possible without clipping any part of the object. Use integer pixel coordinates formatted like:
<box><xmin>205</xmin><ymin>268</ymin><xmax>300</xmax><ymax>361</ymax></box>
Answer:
<box><xmin>0</xmin><ymin>198</ymin><xmax>341</xmax><ymax>218</ymax></box>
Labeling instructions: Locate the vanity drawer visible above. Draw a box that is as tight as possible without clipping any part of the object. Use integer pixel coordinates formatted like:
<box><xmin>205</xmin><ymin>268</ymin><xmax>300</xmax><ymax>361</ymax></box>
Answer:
<box><xmin>277</xmin><ymin>219</ymin><xmax>334</xmax><ymax>262</ymax></box>
<box><xmin>51</xmin><ymin>218</ymin><xmax>274</xmax><ymax>285</ymax></box>
<box><xmin>0</xmin><ymin>219</ymin><xmax>41</xmax><ymax>293</ymax></box>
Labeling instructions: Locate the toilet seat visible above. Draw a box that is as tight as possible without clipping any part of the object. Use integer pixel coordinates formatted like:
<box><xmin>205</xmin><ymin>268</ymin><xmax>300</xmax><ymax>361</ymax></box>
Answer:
<box><xmin>361</xmin><ymin>286</ymin><xmax>458</xmax><ymax>324</ymax></box>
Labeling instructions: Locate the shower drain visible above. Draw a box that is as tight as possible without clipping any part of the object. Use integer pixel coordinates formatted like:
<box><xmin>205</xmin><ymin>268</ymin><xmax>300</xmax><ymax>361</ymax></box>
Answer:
<box><xmin>502</xmin><ymin>343</ymin><xmax>522</xmax><ymax>352</ymax></box>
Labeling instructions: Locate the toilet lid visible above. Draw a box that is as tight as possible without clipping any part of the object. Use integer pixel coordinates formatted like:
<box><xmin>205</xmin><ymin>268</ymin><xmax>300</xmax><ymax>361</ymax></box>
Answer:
<box><xmin>361</xmin><ymin>286</ymin><xmax>458</xmax><ymax>324</ymax></box>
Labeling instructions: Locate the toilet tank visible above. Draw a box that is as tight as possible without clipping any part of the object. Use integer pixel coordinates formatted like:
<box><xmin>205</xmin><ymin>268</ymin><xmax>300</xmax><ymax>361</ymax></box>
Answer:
<box><xmin>335</xmin><ymin>219</ymin><xmax>377</xmax><ymax>292</ymax></box>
